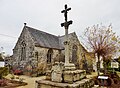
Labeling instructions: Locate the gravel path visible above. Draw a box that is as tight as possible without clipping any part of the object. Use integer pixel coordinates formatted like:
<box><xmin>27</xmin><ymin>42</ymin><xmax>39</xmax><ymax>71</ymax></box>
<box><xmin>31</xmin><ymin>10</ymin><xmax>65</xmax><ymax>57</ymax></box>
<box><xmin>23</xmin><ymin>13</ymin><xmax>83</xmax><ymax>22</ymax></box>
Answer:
<box><xmin>16</xmin><ymin>75</ymin><xmax>46</xmax><ymax>88</ymax></box>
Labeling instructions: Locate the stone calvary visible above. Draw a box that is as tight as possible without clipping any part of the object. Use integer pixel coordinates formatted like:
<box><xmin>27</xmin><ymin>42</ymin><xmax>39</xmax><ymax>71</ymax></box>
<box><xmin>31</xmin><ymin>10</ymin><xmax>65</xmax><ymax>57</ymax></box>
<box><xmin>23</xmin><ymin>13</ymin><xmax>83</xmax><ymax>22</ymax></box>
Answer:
<box><xmin>35</xmin><ymin>4</ymin><xmax>95</xmax><ymax>88</ymax></box>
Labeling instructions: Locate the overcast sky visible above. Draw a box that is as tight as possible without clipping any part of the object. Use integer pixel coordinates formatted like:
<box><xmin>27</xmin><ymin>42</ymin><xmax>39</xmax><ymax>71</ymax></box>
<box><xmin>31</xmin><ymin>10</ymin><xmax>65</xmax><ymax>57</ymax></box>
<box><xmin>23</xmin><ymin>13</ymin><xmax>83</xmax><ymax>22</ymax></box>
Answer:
<box><xmin>0</xmin><ymin>0</ymin><xmax>120</xmax><ymax>55</ymax></box>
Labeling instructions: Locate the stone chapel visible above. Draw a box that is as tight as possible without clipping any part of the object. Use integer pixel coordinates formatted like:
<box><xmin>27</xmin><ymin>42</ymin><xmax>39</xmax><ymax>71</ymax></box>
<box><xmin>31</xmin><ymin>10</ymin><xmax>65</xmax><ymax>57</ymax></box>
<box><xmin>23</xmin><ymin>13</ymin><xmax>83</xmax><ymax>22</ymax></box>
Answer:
<box><xmin>12</xmin><ymin>24</ymin><xmax>94</xmax><ymax>76</ymax></box>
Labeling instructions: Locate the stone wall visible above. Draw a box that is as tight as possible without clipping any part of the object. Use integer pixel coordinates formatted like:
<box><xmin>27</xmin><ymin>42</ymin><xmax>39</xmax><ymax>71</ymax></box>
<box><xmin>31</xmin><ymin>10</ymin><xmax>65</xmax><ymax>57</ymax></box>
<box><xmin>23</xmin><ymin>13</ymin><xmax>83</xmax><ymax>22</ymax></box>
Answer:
<box><xmin>13</xmin><ymin>27</ymin><xmax>38</xmax><ymax>76</ymax></box>
<box><xmin>34</xmin><ymin>47</ymin><xmax>60</xmax><ymax>62</ymax></box>
<box><xmin>64</xmin><ymin>32</ymin><xmax>95</xmax><ymax>70</ymax></box>
<box><xmin>13</xmin><ymin>27</ymin><xmax>35</xmax><ymax>69</ymax></box>
<box><xmin>63</xmin><ymin>32</ymin><xmax>93</xmax><ymax>69</ymax></box>
<box><xmin>34</xmin><ymin>47</ymin><xmax>60</xmax><ymax>74</ymax></box>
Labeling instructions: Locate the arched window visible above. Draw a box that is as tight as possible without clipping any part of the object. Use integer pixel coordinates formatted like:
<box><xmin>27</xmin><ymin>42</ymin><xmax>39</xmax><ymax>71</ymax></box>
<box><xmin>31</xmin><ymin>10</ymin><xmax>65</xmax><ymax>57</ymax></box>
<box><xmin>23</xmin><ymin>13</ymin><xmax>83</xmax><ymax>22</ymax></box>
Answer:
<box><xmin>72</xmin><ymin>45</ymin><xmax>78</xmax><ymax>63</ymax></box>
<box><xmin>47</xmin><ymin>49</ymin><xmax>53</xmax><ymax>63</ymax></box>
<box><xmin>21</xmin><ymin>41</ymin><xmax>26</xmax><ymax>61</ymax></box>
<box><xmin>35</xmin><ymin>51</ymin><xmax>38</xmax><ymax>61</ymax></box>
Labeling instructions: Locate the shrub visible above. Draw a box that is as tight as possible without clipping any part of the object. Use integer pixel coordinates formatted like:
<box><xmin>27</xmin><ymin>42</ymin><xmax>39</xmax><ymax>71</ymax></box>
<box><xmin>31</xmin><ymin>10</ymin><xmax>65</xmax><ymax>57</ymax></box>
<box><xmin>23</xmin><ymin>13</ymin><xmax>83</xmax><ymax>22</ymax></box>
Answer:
<box><xmin>0</xmin><ymin>79</ymin><xmax>7</xmax><ymax>86</ymax></box>
<box><xmin>13</xmin><ymin>69</ymin><xmax>23</xmax><ymax>75</ymax></box>
<box><xmin>37</xmin><ymin>60</ymin><xmax>47</xmax><ymax>76</ymax></box>
<box><xmin>113</xmin><ymin>78</ymin><xmax>119</xmax><ymax>84</ymax></box>
<box><xmin>0</xmin><ymin>67</ymin><xmax>9</xmax><ymax>79</ymax></box>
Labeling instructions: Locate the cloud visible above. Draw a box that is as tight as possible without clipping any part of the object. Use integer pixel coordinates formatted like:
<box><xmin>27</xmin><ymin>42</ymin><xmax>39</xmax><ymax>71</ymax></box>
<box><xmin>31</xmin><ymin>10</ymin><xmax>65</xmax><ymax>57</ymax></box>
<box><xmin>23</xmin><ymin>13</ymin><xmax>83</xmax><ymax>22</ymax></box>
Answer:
<box><xmin>0</xmin><ymin>0</ymin><xmax>120</xmax><ymax>54</ymax></box>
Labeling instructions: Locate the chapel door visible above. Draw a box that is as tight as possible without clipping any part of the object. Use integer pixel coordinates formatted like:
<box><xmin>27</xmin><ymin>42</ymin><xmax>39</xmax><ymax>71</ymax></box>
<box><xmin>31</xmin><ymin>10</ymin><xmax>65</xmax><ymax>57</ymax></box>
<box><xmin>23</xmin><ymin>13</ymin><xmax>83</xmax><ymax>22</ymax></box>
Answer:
<box><xmin>47</xmin><ymin>49</ymin><xmax>53</xmax><ymax>63</ymax></box>
<box><xmin>72</xmin><ymin>45</ymin><xmax>78</xmax><ymax>63</ymax></box>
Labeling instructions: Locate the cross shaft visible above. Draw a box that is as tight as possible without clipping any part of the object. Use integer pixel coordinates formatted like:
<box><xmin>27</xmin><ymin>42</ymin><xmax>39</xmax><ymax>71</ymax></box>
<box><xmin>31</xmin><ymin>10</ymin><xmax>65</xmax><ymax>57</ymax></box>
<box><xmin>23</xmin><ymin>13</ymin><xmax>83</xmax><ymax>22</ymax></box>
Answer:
<box><xmin>61</xmin><ymin>4</ymin><xmax>73</xmax><ymax>66</ymax></box>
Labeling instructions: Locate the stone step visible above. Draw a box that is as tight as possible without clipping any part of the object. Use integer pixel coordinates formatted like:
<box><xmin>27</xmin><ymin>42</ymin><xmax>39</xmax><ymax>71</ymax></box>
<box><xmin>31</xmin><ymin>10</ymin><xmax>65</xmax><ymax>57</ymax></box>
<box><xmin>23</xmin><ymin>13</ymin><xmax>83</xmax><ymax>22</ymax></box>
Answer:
<box><xmin>92</xmin><ymin>85</ymin><xmax>99</xmax><ymax>88</ymax></box>
<box><xmin>63</xmin><ymin>70</ymin><xmax>86</xmax><ymax>83</ymax></box>
<box><xmin>36</xmin><ymin>78</ymin><xmax>95</xmax><ymax>88</ymax></box>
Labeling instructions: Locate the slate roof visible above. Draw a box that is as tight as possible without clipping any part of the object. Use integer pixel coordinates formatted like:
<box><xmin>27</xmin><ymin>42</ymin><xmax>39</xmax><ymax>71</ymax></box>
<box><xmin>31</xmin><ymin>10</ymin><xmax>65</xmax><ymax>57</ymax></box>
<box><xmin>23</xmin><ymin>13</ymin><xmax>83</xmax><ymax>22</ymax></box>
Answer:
<box><xmin>25</xmin><ymin>26</ymin><xmax>64</xmax><ymax>50</ymax></box>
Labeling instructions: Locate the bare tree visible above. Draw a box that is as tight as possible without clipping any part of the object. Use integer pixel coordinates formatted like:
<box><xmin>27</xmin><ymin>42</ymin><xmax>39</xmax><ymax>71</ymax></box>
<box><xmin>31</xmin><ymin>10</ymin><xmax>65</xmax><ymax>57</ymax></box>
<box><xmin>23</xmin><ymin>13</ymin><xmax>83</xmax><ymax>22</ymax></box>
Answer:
<box><xmin>83</xmin><ymin>24</ymin><xmax>120</xmax><ymax>75</ymax></box>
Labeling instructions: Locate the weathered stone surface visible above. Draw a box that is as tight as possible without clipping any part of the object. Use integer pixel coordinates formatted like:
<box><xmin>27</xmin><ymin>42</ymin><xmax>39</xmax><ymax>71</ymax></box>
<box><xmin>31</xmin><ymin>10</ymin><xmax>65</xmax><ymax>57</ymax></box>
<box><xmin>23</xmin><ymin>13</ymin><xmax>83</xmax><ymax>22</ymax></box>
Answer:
<box><xmin>51</xmin><ymin>62</ymin><xmax>64</xmax><ymax>82</ymax></box>
<box><xmin>46</xmin><ymin>70</ymin><xmax>51</xmax><ymax>80</ymax></box>
<box><xmin>63</xmin><ymin>70</ymin><xmax>86</xmax><ymax>83</ymax></box>
<box><xmin>64</xmin><ymin>63</ymin><xmax>76</xmax><ymax>70</ymax></box>
<box><xmin>36</xmin><ymin>78</ymin><xmax>94</xmax><ymax>88</ymax></box>
<box><xmin>52</xmin><ymin>72</ymin><xmax>62</xmax><ymax>82</ymax></box>
<box><xmin>73</xmin><ymin>73</ymin><xmax>79</xmax><ymax>82</ymax></box>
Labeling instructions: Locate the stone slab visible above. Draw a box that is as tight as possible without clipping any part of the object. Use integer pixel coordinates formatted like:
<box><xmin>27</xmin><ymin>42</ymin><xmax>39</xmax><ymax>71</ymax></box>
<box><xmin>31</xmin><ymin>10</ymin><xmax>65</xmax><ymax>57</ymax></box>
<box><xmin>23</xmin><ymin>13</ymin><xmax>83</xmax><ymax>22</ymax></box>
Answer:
<box><xmin>46</xmin><ymin>70</ymin><xmax>51</xmax><ymax>80</ymax></box>
<box><xmin>63</xmin><ymin>70</ymin><xmax>86</xmax><ymax>83</ymax></box>
<box><xmin>51</xmin><ymin>72</ymin><xmax>62</xmax><ymax>82</ymax></box>
<box><xmin>51</xmin><ymin>62</ymin><xmax>64</xmax><ymax>82</ymax></box>
<box><xmin>64</xmin><ymin>63</ymin><xmax>76</xmax><ymax>70</ymax></box>
<box><xmin>36</xmin><ymin>78</ymin><xmax>94</xmax><ymax>88</ymax></box>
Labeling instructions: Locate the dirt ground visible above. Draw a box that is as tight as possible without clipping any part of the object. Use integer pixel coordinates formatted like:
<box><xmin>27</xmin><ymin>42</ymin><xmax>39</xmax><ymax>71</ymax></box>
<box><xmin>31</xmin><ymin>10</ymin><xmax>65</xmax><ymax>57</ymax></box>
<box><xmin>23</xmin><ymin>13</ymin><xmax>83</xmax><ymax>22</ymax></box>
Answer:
<box><xmin>16</xmin><ymin>75</ymin><xmax>46</xmax><ymax>88</ymax></box>
<box><xmin>4</xmin><ymin>74</ymin><xmax>46</xmax><ymax>88</ymax></box>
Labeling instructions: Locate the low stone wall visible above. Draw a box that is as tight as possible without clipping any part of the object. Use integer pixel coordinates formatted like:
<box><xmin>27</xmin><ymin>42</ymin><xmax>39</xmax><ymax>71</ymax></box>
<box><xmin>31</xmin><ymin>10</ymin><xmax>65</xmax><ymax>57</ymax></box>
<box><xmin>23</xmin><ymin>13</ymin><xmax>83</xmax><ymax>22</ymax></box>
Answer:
<box><xmin>63</xmin><ymin>70</ymin><xmax>86</xmax><ymax>83</ymax></box>
<box><xmin>35</xmin><ymin>78</ymin><xmax>94</xmax><ymax>88</ymax></box>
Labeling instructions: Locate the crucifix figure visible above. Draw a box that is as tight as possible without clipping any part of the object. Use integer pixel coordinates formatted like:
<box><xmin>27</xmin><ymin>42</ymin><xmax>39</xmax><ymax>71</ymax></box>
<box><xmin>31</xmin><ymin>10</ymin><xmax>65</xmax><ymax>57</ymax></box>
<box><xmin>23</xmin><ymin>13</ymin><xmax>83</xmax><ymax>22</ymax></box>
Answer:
<box><xmin>61</xmin><ymin>4</ymin><xmax>73</xmax><ymax>30</ymax></box>
<box><xmin>61</xmin><ymin>4</ymin><xmax>73</xmax><ymax>67</ymax></box>
<box><xmin>61</xmin><ymin>4</ymin><xmax>71</xmax><ymax>22</ymax></box>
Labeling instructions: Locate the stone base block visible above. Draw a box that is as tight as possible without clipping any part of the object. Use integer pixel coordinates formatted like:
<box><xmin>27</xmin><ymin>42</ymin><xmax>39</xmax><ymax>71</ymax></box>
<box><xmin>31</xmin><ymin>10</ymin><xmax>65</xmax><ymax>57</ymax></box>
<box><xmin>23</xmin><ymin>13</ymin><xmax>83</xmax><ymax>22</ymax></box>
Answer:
<box><xmin>51</xmin><ymin>72</ymin><xmax>62</xmax><ymax>82</ymax></box>
<box><xmin>64</xmin><ymin>63</ymin><xmax>76</xmax><ymax>70</ymax></box>
<box><xmin>46</xmin><ymin>70</ymin><xmax>51</xmax><ymax>80</ymax></box>
<box><xmin>63</xmin><ymin>70</ymin><xmax>86</xmax><ymax>83</ymax></box>
<box><xmin>36</xmin><ymin>78</ymin><xmax>94</xmax><ymax>88</ymax></box>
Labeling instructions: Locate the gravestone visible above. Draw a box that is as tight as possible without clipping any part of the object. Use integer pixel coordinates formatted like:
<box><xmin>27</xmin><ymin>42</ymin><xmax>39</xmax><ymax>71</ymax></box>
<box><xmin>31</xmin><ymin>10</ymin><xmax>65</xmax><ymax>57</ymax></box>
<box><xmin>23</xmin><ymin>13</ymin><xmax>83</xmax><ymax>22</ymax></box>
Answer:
<box><xmin>51</xmin><ymin>62</ymin><xmax>64</xmax><ymax>82</ymax></box>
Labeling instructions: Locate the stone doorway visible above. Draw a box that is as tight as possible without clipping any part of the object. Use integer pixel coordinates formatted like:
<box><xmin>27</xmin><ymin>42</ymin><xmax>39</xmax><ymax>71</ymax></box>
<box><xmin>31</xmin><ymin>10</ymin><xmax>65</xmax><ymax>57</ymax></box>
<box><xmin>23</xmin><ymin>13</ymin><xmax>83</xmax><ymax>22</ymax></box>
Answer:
<box><xmin>72</xmin><ymin>45</ymin><xmax>78</xmax><ymax>68</ymax></box>
<box><xmin>47</xmin><ymin>49</ymin><xmax>53</xmax><ymax>63</ymax></box>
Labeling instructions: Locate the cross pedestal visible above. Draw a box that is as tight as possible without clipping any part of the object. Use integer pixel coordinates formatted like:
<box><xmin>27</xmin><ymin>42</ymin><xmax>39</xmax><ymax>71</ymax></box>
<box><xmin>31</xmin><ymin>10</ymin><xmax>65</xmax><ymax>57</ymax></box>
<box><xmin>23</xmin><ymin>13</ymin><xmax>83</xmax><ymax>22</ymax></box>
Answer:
<box><xmin>64</xmin><ymin>29</ymin><xmax>75</xmax><ymax>70</ymax></box>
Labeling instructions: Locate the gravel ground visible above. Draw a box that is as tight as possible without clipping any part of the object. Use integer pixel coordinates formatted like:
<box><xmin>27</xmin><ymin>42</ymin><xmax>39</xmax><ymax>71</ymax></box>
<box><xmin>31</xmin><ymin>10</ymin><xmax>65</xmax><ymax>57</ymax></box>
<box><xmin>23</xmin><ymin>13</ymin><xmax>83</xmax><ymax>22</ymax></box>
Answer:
<box><xmin>16</xmin><ymin>75</ymin><xmax>46</xmax><ymax>88</ymax></box>
<box><xmin>5</xmin><ymin>74</ymin><xmax>46</xmax><ymax>88</ymax></box>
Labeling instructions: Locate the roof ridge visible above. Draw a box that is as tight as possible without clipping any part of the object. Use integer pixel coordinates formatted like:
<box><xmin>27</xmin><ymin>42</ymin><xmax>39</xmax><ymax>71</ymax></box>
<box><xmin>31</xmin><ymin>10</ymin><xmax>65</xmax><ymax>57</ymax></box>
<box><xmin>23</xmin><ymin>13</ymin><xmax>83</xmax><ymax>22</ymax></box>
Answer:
<box><xmin>25</xmin><ymin>26</ymin><xmax>58</xmax><ymax>38</ymax></box>
<box><xmin>25</xmin><ymin>26</ymin><xmax>61</xmax><ymax>49</ymax></box>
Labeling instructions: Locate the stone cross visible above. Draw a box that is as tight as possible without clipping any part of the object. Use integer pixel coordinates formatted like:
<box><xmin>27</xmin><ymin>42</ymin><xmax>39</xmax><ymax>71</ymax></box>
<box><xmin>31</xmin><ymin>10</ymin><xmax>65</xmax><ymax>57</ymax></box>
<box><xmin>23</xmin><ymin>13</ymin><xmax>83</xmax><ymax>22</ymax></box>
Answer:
<box><xmin>61</xmin><ymin>4</ymin><xmax>73</xmax><ymax>66</ymax></box>
<box><xmin>61</xmin><ymin>4</ymin><xmax>71</xmax><ymax>22</ymax></box>
<box><xmin>61</xmin><ymin>4</ymin><xmax>73</xmax><ymax>30</ymax></box>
